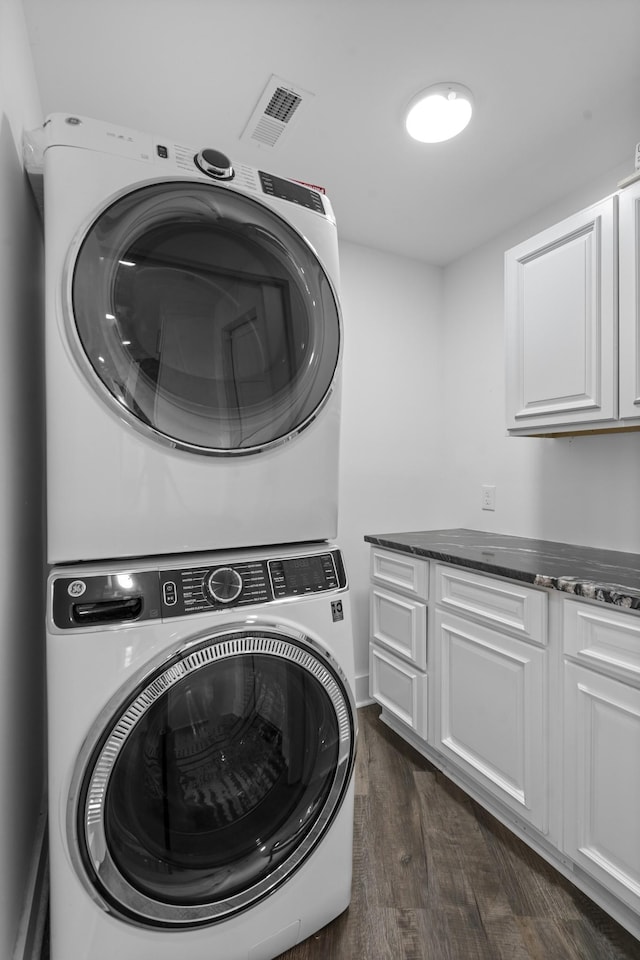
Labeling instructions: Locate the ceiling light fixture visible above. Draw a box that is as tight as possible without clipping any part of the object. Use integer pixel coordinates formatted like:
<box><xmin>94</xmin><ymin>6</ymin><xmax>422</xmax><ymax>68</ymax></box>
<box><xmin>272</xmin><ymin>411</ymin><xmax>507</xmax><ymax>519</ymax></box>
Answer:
<box><xmin>405</xmin><ymin>82</ymin><xmax>474</xmax><ymax>143</ymax></box>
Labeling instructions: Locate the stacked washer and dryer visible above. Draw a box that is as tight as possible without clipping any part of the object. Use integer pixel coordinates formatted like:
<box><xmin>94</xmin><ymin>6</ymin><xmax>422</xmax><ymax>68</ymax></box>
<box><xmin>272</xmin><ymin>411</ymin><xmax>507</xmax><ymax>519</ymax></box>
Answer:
<box><xmin>28</xmin><ymin>114</ymin><xmax>357</xmax><ymax>960</ymax></box>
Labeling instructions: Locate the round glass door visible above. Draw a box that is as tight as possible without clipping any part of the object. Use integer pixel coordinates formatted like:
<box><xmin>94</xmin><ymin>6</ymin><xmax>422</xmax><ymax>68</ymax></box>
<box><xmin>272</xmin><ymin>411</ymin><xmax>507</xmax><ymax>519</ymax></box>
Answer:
<box><xmin>73</xmin><ymin>628</ymin><xmax>355</xmax><ymax>927</ymax></box>
<box><xmin>69</xmin><ymin>181</ymin><xmax>341</xmax><ymax>454</ymax></box>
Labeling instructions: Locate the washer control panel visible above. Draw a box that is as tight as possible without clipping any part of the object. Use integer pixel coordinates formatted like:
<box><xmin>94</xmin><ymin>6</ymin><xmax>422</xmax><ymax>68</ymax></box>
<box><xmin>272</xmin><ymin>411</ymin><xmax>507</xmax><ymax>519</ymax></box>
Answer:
<box><xmin>160</xmin><ymin>559</ymin><xmax>270</xmax><ymax>616</ymax></box>
<box><xmin>51</xmin><ymin>550</ymin><xmax>346</xmax><ymax>629</ymax></box>
<box><xmin>159</xmin><ymin>549</ymin><xmax>345</xmax><ymax>618</ymax></box>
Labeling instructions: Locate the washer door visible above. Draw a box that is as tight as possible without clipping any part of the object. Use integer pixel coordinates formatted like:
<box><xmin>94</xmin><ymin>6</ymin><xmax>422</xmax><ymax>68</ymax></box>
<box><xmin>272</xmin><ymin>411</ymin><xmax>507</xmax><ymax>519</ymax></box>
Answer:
<box><xmin>69</xmin><ymin>181</ymin><xmax>340</xmax><ymax>454</ymax></box>
<box><xmin>72</xmin><ymin>627</ymin><xmax>355</xmax><ymax>928</ymax></box>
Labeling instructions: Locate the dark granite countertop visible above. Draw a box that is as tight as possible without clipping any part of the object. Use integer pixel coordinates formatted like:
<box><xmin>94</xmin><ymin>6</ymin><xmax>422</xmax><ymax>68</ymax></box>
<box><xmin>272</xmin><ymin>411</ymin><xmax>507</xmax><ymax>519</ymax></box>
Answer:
<box><xmin>364</xmin><ymin>528</ymin><xmax>640</xmax><ymax>610</ymax></box>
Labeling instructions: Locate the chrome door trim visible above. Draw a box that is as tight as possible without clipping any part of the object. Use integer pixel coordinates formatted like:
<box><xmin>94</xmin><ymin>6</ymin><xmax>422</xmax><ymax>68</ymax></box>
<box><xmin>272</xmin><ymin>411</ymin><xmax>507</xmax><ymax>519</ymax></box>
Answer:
<box><xmin>60</xmin><ymin>176</ymin><xmax>342</xmax><ymax>457</ymax></box>
<box><xmin>67</xmin><ymin>621</ymin><xmax>356</xmax><ymax>927</ymax></box>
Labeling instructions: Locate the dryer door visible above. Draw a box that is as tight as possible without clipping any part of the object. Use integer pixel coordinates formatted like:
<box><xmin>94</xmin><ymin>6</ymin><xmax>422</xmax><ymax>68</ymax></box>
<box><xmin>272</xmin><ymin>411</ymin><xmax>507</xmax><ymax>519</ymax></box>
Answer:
<box><xmin>72</xmin><ymin>626</ymin><xmax>355</xmax><ymax>928</ymax></box>
<box><xmin>69</xmin><ymin>181</ymin><xmax>340</xmax><ymax>454</ymax></box>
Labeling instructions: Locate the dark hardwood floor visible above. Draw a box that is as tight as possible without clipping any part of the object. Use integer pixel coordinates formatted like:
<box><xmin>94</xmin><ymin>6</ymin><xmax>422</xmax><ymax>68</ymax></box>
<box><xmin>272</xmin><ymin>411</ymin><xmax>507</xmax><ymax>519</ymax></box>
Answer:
<box><xmin>42</xmin><ymin>705</ymin><xmax>640</xmax><ymax>959</ymax></box>
<box><xmin>282</xmin><ymin>705</ymin><xmax>640</xmax><ymax>960</ymax></box>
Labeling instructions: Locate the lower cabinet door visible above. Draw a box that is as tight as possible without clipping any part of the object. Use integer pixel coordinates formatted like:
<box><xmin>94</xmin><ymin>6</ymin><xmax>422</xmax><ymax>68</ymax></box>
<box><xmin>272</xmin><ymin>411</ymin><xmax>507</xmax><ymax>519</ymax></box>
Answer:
<box><xmin>563</xmin><ymin>661</ymin><xmax>640</xmax><ymax>912</ymax></box>
<box><xmin>435</xmin><ymin>611</ymin><xmax>548</xmax><ymax>832</ymax></box>
<box><xmin>369</xmin><ymin>644</ymin><xmax>428</xmax><ymax>738</ymax></box>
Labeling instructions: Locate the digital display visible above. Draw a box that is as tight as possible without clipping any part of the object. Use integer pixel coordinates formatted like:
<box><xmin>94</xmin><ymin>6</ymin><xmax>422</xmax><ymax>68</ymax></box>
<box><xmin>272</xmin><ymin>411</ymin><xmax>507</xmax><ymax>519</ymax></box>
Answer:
<box><xmin>259</xmin><ymin>171</ymin><xmax>325</xmax><ymax>214</ymax></box>
<box><xmin>285</xmin><ymin>555</ymin><xmax>324</xmax><ymax>585</ymax></box>
<box><xmin>269</xmin><ymin>553</ymin><xmax>338</xmax><ymax>598</ymax></box>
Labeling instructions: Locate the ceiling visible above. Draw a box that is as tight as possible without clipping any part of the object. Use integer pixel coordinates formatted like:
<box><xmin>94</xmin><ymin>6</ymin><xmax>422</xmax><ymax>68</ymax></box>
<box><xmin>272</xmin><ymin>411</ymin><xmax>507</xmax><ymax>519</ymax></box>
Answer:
<box><xmin>22</xmin><ymin>0</ymin><xmax>640</xmax><ymax>265</ymax></box>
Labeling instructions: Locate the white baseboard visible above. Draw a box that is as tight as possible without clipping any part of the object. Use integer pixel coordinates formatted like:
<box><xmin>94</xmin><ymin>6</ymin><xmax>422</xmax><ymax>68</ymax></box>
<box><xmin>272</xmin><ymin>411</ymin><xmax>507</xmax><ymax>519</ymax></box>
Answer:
<box><xmin>355</xmin><ymin>672</ymin><xmax>373</xmax><ymax>708</ymax></box>
<box><xmin>13</xmin><ymin>801</ymin><xmax>48</xmax><ymax>960</ymax></box>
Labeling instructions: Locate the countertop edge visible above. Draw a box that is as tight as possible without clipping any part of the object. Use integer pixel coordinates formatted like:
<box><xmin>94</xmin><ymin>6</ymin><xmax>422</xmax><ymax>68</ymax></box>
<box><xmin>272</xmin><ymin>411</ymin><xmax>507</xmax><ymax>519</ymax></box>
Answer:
<box><xmin>364</xmin><ymin>533</ymin><xmax>640</xmax><ymax>611</ymax></box>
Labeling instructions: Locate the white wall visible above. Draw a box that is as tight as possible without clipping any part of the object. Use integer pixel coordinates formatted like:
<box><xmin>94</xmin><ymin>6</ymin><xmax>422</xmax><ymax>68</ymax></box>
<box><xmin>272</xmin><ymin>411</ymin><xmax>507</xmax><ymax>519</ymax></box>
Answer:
<box><xmin>441</xmin><ymin>161</ymin><xmax>640</xmax><ymax>553</ymax></box>
<box><xmin>336</xmin><ymin>240</ymin><xmax>444</xmax><ymax>700</ymax></box>
<box><xmin>339</xmin><ymin>161</ymin><xmax>640</xmax><ymax>700</ymax></box>
<box><xmin>0</xmin><ymin>0</ymin><xmax>44</xmax><ymax>956</ymax></box>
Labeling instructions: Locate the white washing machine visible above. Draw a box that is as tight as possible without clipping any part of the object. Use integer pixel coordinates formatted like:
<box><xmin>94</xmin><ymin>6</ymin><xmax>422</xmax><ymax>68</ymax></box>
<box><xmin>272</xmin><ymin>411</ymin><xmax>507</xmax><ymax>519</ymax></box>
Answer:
<box><xmin>46</xmin><ymin>542</ymin><xmax>357</xmax><ymax>960</ymax></box>
<box><xmin>26</xmin><ymin>113</ymin><xmax>343</xmax><ymax>564</ymax></box>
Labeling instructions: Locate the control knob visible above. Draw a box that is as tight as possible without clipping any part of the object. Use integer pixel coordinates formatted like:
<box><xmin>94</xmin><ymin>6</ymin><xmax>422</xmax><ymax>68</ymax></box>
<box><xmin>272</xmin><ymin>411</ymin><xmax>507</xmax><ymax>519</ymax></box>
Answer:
<box><xmin>206</xmin><ymin>566</ymin><xmax>243</xmax><ymax>604</ymax></box>
<box><xmin>195</xmin><ymin>148</ymin><xmax>234</xmax><ymax>180</ymax></box>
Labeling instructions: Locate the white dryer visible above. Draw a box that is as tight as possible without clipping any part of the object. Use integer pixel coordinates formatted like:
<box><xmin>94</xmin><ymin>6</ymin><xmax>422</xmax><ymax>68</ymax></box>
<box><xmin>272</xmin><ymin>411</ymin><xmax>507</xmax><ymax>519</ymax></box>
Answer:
<box><xmin>27</xmin><ymin>114</ymin><xmax>343</xmax><ymax>563</ymax></box>
<box><xmin>46</xmin><ymin>542</ymin><xmax>356</xmax><ymax>960</ymax></box>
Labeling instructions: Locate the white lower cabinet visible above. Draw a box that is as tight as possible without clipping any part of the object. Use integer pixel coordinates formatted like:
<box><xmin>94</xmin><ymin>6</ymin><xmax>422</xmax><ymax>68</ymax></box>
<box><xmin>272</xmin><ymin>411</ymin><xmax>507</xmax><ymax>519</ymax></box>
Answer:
<box><xmin>369</xmin><ymin>546</ymin><xmax>428</xmax><ymax>738</ymax></box>
<box><xmin>435</xmin><ymin>609</ymin><xmax>547</xmax><ymax>832</ymax></box>
<box><xmin>563</xmin><ymin>662</ymin><xmax>640</xmax><ymax>912</ymax></box>
<box><xmin>563</xmin><ymin>599</ymin><xmax>640</xmax><ymax>916</ymax></box>
<box><xmin>432</xmin><ymin>563</ymin><xmax>548</xmax><ymax>832</ymax></box>
<box><xmin>367</xmin><ymin>549</ymin><xmax>640</xmax><ymax>940</ymax></box>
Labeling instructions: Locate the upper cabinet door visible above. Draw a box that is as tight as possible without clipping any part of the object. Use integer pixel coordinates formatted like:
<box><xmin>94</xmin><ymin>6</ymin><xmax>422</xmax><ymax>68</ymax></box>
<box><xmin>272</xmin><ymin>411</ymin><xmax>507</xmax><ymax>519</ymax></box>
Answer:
<box><xmin>505</xmin><ymin>197</ymin><xmax>617</xmax><ymax>435</ymax></box>
<box><xmin>619</xmin><ymin>179</ymin><xmax>640</xmax><ymax>420</ymax></box>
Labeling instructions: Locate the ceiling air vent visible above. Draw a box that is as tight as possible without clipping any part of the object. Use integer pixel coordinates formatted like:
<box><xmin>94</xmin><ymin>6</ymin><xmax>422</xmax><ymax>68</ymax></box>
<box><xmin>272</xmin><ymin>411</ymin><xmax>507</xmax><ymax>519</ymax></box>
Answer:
<box><xmin>241</xmin><ymin>75</ymin><xmax>313</xmax><ymax>148</ymax></box>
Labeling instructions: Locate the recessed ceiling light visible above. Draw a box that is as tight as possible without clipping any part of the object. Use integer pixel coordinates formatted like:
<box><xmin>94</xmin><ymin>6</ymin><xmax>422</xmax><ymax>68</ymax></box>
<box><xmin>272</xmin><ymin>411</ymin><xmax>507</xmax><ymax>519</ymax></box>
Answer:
<box><xmin>405</xmin><ymin>82</ymin><xmax>473</xmax><ymax>143</ymax></box>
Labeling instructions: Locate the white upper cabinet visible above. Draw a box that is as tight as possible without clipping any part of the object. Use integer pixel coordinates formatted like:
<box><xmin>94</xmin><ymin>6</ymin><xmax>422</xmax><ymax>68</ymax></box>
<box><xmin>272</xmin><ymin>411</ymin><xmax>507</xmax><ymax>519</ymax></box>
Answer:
<box><xmin>505</xmin><ymin>196</ymin><xmax>618</xmax><ymax>435</ymax></box>
<box><xmin>619</xmin><ymin>179</ymin><xmax>640</xmax><ymax>420</ymax></box>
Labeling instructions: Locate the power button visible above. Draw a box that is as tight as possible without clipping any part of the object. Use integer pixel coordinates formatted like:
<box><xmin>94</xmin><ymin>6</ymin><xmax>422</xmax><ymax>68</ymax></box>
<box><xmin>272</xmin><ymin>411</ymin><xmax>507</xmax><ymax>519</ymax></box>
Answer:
<box><xmin>163</xmin><ymin>581</ymin><xmax>177</xmax><ymax>605</ymax></box>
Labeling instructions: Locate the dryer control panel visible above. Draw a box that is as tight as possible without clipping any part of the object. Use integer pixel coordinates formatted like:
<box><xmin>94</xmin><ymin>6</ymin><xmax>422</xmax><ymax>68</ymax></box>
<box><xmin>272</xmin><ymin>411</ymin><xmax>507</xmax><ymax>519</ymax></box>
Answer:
<box><xmin>51</xmin><ymin>549</ymin><xmax>346</xmax><ymax>629</ymax></box>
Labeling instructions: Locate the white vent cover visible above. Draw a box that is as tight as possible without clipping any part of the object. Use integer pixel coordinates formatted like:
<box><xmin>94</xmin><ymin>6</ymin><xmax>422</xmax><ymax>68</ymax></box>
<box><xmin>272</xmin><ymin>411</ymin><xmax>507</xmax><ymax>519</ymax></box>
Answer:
<box><xmin>241</xmin><ymin>74</ymin><xmax>313</xmax><ymax>148</ymax></box>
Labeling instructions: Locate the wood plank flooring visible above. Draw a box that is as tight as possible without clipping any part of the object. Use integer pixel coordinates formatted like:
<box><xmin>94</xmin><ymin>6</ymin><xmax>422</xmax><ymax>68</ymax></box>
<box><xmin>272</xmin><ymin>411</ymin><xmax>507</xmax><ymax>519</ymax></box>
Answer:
<box><xmin>281</xmin><ymin>705</ymin><xmax>640</xmax><ymax>960</ymax></box>
<box><xmin>41</xmin><ymin>704</ymin><xmax>640</xmax><ymax>959</ymax></box>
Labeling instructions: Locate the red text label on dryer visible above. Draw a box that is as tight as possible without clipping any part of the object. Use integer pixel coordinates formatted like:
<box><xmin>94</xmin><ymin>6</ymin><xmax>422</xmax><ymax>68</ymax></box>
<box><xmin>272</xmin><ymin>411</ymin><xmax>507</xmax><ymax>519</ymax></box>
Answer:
<box><xmin>291</xmin><ymin>179</ymin><xmax>326</xmax><ymax>194</ymax></box>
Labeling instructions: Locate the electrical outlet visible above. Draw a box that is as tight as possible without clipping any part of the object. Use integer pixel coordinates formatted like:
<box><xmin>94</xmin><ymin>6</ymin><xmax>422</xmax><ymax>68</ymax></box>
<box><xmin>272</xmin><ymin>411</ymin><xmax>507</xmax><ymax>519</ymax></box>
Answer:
<box><xmin>481</xmin><ymin>484</ymin><xmax>496</xmax><ymax>511</ymax></box>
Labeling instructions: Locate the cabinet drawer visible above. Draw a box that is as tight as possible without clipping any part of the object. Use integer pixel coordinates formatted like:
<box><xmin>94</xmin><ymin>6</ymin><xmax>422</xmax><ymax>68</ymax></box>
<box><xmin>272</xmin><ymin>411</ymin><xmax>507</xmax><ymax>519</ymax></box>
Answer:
<box><xmin>370</xmin><ymin>587</ymin><xmax>427</xmax><ymax>669</ymax></box>
<box><xmin>369</xmin><ymin>645</ymin><xmax>428</xmax><ymax>738</ymax></box>
<box><xmin>370</xmin><ymin>547</ymin><xmax>428</xmax><ymax>601</ymax></box>
<box><xmin>435</xmin><ymin>564</ymin><xmax>547</xmax><ymax>645</ymax></box>
<box><xmin>564</xmin><ymin>599</ymin><xmax>640</xmax><ymax>679</ymax></box>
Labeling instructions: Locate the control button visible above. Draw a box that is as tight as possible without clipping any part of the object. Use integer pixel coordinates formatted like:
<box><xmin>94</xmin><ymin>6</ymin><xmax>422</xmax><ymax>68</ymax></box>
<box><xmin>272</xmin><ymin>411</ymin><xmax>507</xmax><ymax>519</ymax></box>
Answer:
<box><xmin>163</xmin><ymin>581</ymin><xmax>177</xmax><ymax>605</ymax></box>
<box><xmin>206</xmin><ymin>566</ymin><xmax>243</xmax><ymax>604</ymax></box>
<box><xmin>156</xmin><ymin>144</ymin><xmax>169</xmax><ymax>159</ymax></box>
<box><xmin>194</xmin><ymin>148</ymin><xmax>234</xmax><ymax>180</ymax></box>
